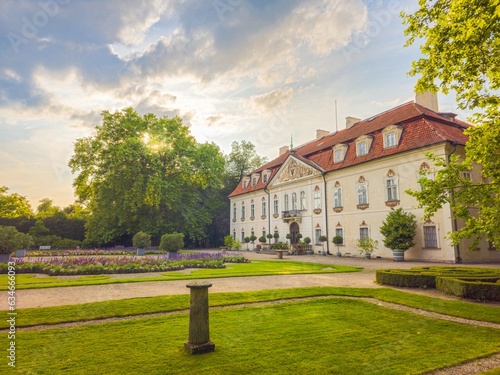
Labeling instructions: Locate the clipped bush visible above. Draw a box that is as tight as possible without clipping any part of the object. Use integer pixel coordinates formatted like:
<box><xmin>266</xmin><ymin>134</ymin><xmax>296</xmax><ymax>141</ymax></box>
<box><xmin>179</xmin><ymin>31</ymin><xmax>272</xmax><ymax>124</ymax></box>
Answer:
<box><xmin>159</xmin><ymin>233</ymin><xmax>184</xmax><ymax>253</ymax></box>
<box><xmin>376</xmin><ymin>269</ymin><xmax>437</xmax><ymax>288</ymax></box>
<box><xmin>0</xmin><ymin>226</ymin><xmax>32</xmax><ymax>255</ymax></box>
<box><xmin>132</xmin><ymin>231</ymin><xmax>151</xmax><ymax>249</ymax></box>
<box><xmin>436</xmin><ymin>276</ymin><xmax>500</xmax><ymax>301</ymax></box>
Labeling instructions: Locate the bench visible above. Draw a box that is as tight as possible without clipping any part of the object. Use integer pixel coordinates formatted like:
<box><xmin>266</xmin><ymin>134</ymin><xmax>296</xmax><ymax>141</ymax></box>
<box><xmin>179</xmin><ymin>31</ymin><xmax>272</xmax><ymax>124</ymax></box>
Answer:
<box><xmin>39</xmin><ymin>246</ymin><xmax>51</xmax><ymax>250</ymax></box>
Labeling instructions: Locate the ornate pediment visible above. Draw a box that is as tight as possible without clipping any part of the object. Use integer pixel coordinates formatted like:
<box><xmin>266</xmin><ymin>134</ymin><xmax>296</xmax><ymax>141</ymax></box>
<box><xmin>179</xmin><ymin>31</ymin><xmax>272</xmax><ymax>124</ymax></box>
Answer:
<box><xmin>271</xmin><ymin>157</ymin><xmax>321</xmax><ymax>186</ymax></box>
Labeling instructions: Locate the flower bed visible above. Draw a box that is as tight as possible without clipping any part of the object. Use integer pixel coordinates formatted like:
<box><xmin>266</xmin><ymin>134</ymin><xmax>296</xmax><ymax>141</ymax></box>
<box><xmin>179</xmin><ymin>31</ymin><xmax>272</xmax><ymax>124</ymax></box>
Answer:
<box><xmin>24</xmin><ymin>249</ymin><xmax>168</xmax><ymax>257</ymax></box>
<box><xmin>0</xmin><ymin>253</ymin><xmax>249</xmax><ymax>276</ymax></box>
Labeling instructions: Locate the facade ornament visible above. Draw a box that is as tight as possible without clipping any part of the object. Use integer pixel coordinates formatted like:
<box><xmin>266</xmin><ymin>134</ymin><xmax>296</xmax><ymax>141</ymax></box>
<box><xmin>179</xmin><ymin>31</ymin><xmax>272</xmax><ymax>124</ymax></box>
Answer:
<box><xmin>276</xmin><ymin>158</ymin><xmax>316</xmax><ymax>183</ymax></box>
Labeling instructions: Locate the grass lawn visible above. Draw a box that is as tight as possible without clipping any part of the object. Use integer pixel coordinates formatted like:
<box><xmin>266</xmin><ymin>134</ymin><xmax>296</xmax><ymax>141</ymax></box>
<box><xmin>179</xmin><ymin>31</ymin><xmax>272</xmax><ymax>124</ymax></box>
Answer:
<box><xmin>0</xmin><ymin>261</ymin><xmax>360</xmax><ymax>290</ymax></box>
<box><xmin>5</xmin><ymin>287</ymin><xmax>500</xmax><ymax>329</ymax></box>
<box><xmin>12</xmin><ymin>298</ymin><xmax>500</xmax><ymax>375</ymax></box>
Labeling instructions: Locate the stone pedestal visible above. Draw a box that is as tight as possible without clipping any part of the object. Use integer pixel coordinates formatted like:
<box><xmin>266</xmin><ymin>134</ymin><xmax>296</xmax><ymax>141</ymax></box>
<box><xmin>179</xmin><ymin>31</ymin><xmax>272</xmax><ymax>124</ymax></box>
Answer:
<box><xmin>277</xmin><ymin>250</ymin><xmax>285</xmax><ymax>259</ymax></box>
<box><xmin>184</xmin><ymin>282</ymin><xmax>215</xmax><ymax>355</ymax></box>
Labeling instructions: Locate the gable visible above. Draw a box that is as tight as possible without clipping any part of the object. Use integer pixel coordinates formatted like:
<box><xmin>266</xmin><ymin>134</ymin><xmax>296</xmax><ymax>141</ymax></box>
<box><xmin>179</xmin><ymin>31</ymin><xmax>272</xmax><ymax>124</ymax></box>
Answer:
<box><xmin>269</xmin><ymin>156</ymin><xmax>322</xmax><ymax>187</ymax></box>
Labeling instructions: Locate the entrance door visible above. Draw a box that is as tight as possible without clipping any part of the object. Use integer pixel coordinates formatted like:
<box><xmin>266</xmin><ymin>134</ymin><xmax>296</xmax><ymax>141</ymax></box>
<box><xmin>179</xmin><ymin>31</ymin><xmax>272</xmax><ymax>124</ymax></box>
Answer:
<box><xmin>290</xmin><ymin>222</ymin><xmax>300</xmax><ymax>244</ymax></box>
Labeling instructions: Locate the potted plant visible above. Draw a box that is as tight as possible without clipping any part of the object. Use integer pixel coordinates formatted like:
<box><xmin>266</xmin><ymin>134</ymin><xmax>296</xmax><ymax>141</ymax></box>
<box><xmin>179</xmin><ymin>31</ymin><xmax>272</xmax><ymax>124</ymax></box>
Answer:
<box><xmin>244</xmin><ymin>236</ymin><xmax>251</xmax><ymax>251</ymax></box>
<box><xmin>0</xmin><ymin>226</ymin><xmax>32</xmax><ymax>262</ymax></box>
<box><xmin>266</xmin><ymin>233</ymin><xmax>273</xmax><ymax>245</ymax></box>
<box><xmin>357</xmin><ymin>237</ymin><xmax>378</xmax><ymax>259</ymax></box>
<box><xmin>286</xmin><ymin>233</ymin><xmax>292</xmax><ymax>246</ymax></box>
<box><xmin>319</xmin><ymin>235</ymin><xmax>328</xmax><ymax>255</ymax></box>
<box><xmin>273</xmin><ymin>231</ymin><xmax>280</xmax><ymax>243</ymax></box>
<box><xmin>249</xmin><ymin>235</ymin><xmax>257</xmax><ymax>250</ymax></box>
<box><xmin>303</xmin><ymin>237</ymin><xmax>312</xmax><ymax>254</ymax></box>
<box><xmin>332</xmin><ymin>235</ymin><xmax>343</xmax><ymax>257</ymax></box>
<box><xmin>258</xmin><ymin>236</ymin><xmax>267</xmax><ymax>251</ymax></box>
<box><xmin>133</xmin><ymin>231</ymin><xmax>151</xmax><ymax>255</ymax></box>
<box><xmin>159</xmin><ymin>232</ymin><xmax>184</xmax><ymax>258</ymax></box>
<box><xmin>379</xmin><ymin>208</ymin><xmax>417</xmax><ymax>262</ymax></box>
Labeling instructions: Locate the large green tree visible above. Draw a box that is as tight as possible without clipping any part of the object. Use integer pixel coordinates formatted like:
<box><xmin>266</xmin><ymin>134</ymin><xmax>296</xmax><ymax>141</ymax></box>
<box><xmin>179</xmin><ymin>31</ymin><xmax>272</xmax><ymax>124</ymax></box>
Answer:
<box><xmin>0</xmin><ymin>186</ymin><xmax>33</xmax><ymax>218</ymax></box>
<box><xmin>69</xmin><ymin>108</ymin><xmax>225</xmax><ymax>246</ymax></box>
<box><xmin>225</xmin><ymin>140</ymin><xmax>268</xmax><ymax>184</ymax></box>
<box><xmin>403</xmin><ymin>1</ymin><xmax>500</xmax><ymax>249</ymax></box>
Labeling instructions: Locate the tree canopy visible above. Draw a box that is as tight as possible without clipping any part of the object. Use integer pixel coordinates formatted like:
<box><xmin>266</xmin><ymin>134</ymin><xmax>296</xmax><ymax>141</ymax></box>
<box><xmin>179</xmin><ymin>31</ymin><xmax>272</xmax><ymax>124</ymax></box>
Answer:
<box><xmin>0</xmin><ymin>186</ymin><xmax>33</xmax><ymax>218</ymax></box>
<box><xmin>69</xmin><ymin>108</ymin><xmax>225</xmax><ymax>246</ymax></box>
<box><xmin>225</xmin><ymin>140</ymin><xmax>268</xmax><ymax>184</ymax></box>
<box><xmin>403</xmin><ymin>1</ymin><xmax>500</xmax><ymax>249</ymax></box>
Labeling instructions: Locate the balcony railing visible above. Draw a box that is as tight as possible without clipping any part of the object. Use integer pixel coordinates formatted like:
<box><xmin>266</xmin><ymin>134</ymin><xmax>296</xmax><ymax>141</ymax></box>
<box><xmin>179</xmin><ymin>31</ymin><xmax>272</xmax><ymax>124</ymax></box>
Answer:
<box><xmin>281</xmin><ymin>210</ymin><xmax>303</xmax><ymax>222</ymax></box>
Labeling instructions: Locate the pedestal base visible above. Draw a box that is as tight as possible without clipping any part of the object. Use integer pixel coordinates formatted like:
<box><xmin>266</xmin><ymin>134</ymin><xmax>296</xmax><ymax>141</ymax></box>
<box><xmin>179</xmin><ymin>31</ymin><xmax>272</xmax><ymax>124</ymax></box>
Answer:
<box><xmin>184</xmin><ymin>341</ymin><xmax>215</xmax><ymax>355</ymax></box>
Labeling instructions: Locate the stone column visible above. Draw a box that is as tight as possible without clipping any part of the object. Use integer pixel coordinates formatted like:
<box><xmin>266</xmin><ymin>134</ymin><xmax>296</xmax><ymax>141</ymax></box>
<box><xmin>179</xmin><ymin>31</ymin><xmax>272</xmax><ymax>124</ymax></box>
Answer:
<box><xmin>184</xmin><ymin>282</ymin><xmax>215</xmax><ymax>355</ymax></box>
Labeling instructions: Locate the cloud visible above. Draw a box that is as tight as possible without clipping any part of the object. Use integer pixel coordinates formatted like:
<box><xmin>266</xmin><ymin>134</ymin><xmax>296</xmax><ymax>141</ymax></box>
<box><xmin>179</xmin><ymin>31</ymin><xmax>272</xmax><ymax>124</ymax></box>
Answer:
<box><xmin>251</xmin><ymin>88</ymin><xmax>294</xmax><ymax>114</ymax></box>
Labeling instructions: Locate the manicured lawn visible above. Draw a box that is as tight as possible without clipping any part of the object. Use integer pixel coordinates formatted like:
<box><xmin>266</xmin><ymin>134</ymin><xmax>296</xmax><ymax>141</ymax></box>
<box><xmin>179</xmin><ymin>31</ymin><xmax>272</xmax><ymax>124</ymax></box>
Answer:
<box><xmin>5</xmin><ymin>287</ymin><xmax>500</xmax><ymax>329</ymax></box>
<box><xmin>0</xmin><ymin>261</ymin><xmax>360</xmax><ymax>290</ymax></box>
<box><xmin>13</xmin><ymin>298</ymin><xmax>500</xmax><ymax>374</ymax></box>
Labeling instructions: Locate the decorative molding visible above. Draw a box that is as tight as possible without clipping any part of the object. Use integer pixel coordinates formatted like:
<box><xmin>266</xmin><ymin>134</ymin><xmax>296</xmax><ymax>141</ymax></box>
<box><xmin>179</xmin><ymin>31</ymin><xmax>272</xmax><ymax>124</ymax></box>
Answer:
<box><xmin>385</xmin><ymin>200</ymin><xmax>400</xmax><ymax>207</ymax></box>
<box><xmin>336</xmin><ymin>222</ymin><xmax>342</xmax><ymax>227</ymax></box>
<box><xmin>315</xmin><ymin>223</ymin><xmax>321</xmax><ymax>228</ymax></box>
<box><xmin>358</xmin><ymin>176</ymin><xmax>366</xmax><ymax>183</ymax></box>
<box><xmin>273</xmin><ymin>214</ymin><xmax>279</xmax><ymax>219</ymax></box>
<box><xmin>387</xmin><ymin>169</ymin><xmax>395</xmax><ymax>178</ymax></box>
<box><xmin>420</xmin><ymin>162</ymin><xmax>430</xmax><ymax>171</ymax></box>
<box><xmin>232</xmin><ymin>219</ymin><xmax>236</xmax><ymax>223</ymax></box>
<box><xmin>360</xmin><ymin>220</ymin><xmax>367</xmax><ymax>226</ymax></box>
<box><xmin>276</xmin><ymin>158</ymin><xmax>317</xmax><ymax>184</ymax></box>
<box><xmin>250</xmin><ymin>216</ymin><xmax>255</xmax><ymax>221</ymax></box>
<box><xmin>333</xmin><ymin>206</ymin><xmax>343</xmax><ymax>213</ymax></box>
<box><xmin>334</xmin><ymin>181</ymin><xmax>341</xmax><ymax>188</ymax></box>
<box><xmin>241</xmin><ymin>218</ymin><xmax>245</xmax><ymax>222</ymax></box>
<box><xmin>313</xmin><ymin>208</ymin><xmax>322</xmax><ymax>214</ymax></box>
<box><xmin>357</xmin><ymin>204</ymin><xmax>369</xmax><ymax>210</ymax></box>
<box><xmin>261</xmin><ymin>215</ymin><xmax>266</xmax><ymax>220</ymax></box>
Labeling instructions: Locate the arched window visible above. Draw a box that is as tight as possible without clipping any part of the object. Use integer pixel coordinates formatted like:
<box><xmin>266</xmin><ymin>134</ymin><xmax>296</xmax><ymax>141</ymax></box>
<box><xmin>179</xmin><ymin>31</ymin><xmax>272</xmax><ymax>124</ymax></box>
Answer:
<box><xmin>300</xmin><ymin>191</ymin><xmax>306</xmax><ymax>210</ymax></box>
<box><xmin>291</xmin><ymin>193</ymin><xmax>297</xmax><ymax>210</ymax></box>
<box><xmin>284</xmin><ymin>194</ymin><xmax>289</xmax><ymax>211</ymax></box>
<box><xmin>273</xmin><ymin>196</ymin><xmax>279</xmax><ymax>215</ymax></box>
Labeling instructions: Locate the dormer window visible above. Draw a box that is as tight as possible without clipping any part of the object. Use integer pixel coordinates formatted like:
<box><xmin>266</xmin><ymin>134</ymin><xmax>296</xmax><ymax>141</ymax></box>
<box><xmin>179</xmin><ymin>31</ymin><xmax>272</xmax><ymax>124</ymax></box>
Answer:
<box><xmin>252</xmin><ymin>177</ymin><xmax>257</xmax><ymax>186</ymax></box>
<box><xmin>333</xmin><ymin>143</ymin><xmax>348</xmax><ymax>163</ymax></box>
<box><xmin>382</xmin><ymin>125</ymin><xmax>403</xmax><ymax>149</ymax></box>
<box><xmin>242</xmin><ymin>176</ymin><xmax>250</xmax><ymax>189</ymax></box>
<box><xmin>263</xmin><ymin>174</ymin><xmax>268</xmax><ymax>183</ymax></box>
<box><xmin>355</xmin><ymin>135</ymin><xmax>373</xmax><ymax>157</ymax></box>
<box><xmin>357</xmin><ymin>142</ymin><xmax>367</xmax><ymax>156</ymax></box>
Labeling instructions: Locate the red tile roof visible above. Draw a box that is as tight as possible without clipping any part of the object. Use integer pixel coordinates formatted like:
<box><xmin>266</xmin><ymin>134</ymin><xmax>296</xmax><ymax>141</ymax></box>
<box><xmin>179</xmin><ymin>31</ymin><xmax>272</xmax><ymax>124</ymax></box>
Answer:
<box><xmin>228</xmin><ymin>101</ymin><xmax>470</xmax><ymax>198</ymax></box>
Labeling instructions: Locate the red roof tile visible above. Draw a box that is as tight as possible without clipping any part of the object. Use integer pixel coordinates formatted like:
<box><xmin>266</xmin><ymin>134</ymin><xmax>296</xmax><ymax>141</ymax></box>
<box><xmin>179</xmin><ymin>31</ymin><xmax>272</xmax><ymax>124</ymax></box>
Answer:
<box><xmin>228</xmin><ymin>101</ymin><xmax>470</xmax><ymax>197</ymax></box>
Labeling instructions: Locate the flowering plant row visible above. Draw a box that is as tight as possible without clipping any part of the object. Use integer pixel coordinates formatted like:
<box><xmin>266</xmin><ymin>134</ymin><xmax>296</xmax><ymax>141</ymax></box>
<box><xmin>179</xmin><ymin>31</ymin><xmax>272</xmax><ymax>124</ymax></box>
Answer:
<box><xmin>1</xmin><ymin>253</ymin><xmax>249</xmax><ymax>276</ymax></box>
<box><xmin>24</xmin><ymin>249</ymin><xmax>169</xmax><ymax>257</ymax></box>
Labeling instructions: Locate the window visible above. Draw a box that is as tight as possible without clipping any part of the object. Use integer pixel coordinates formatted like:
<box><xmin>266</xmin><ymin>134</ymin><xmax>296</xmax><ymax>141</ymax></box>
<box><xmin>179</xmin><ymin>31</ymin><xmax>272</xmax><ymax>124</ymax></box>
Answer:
<box><xmin>250</xmin><ymin>203</ymin><xmax>255</xmax><ymax>218</ymax></box>
<box><xmin>359</xmin><ymin>227</ymin><xmax>369</xmax><ymax>241</ymax></box>
<box><xmin>334</xmin><ymin>187</ymin><xmax>342</xmax><ymax>208</ymax></box>
<box><xmin>273</xmin><ymin>198</ymin><xmax>279</xmax><ymax>215</ymax></box>
<box><xmin>241</xmin><ymin>231</ymin><xmax>245</xmax><ymax>241</ymax></box>
<box><xmin>300</xmin><ymin>191</ymin><xmax>306</xmax><ymax>210</ymax></box>
<box><xmin>262</xmin><ymin>230</ymin><xmax>266</xmax><ymax>237</ymax></box>
<box><xmin>386</xmin><ymin>177</ymin><xmax>398</xmax><ymax>201</ymax></box>
<box><xmin>241</xmin><ymin>205</ymin><xmax>245</xmax><ymax>219</ymax></box>
<box><xmin>261</xmin><ymin>201</ymin><xmax>266</xmax><ymax>216</ymax></box>
<box><xmin>263</xmin><ymin>174</ymin><xmax>268</xmax><ymax>183</ymax></box>
<box><xmin>335</xmin><ymin>228</ymin><xmax>344</xmax><ymax>244</ymax></box>
<box><xmin>314</xmin><ymin>190</ymin><xmax>321</xmax><ymax>209</ymax></box>
<box><xmin>462</xmin><ymin>172</ymin><xmax>471</xmax><ymax>180</ymax></box>
<box><xmin>233</xmin><ymin>230</ymin><xmax>236</xmax><ymax>239</ymax></box>
<box><xmin>315</xmin><ymin>229</ymin><xmax>322</xmax><ymax>244</ymax></box>
<box><xmin>233</xmin><ymin>205</ymin><xmax>237</xmax><ymax>220</ymax></box>
<box><xmin>251</xmin><ymin>230</ymin><xmax>255</xmax><ymax>238</ymax></box>
<box><xmin>424</xmin><ymin>226</ymin><xmax>438</xmax><ymax>248</ymax></box>
<box><xmin>292</xmin><ymin>193</ymin><xmax>297</xmax><ymax>210</ymax></box>
<box><xmin>274</xmin><ymin>230</ymin><xmax>279</xmax><ymax>243</ymax></box>
<box><xmin>243</xmin><ymin>181</ymin><xmax>248</xmax><ymax>189</ymax></box>
<box><xmin>357</xmin><ymin>142</ymin><xmax>367</xmax><ymax>156</ymax></box>
<box><xmin>334</xmin><ymin>149</ymin><xmax>343</xmax><ymax>163</ymax></box>
<box><xmin>284</xmin><ymin>194</ymin><xmax>289</xmax><ymax>211</ymax></box>
<box><xmin>252</xmin><ymin>177</ymin><xmax>257</xmax><ymax>186</ymax></box>
<box><xmin>385</xmin><ymin>132</ymin><xmax>396</xmax><ymax>148</ymax></box>
<box><xmin>357</xmin><ymin>183</ymin><xmax>368</xmax><ymax>205</ymax></box>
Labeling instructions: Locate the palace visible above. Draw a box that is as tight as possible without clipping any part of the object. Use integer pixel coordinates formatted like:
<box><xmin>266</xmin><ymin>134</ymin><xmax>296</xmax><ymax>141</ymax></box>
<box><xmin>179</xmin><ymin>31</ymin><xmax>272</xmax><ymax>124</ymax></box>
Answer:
<box><xmin>228</xmin><ymin>93</ymin><xmax>500</xmax><ymax>263</ymax></box>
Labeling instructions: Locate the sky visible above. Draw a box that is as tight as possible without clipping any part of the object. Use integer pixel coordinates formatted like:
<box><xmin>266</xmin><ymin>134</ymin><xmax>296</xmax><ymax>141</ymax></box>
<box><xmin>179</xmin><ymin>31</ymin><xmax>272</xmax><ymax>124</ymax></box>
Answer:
<box><xmin>0</xmin><ymin>0</ymin><xmax>465</xmax><ymax>209</ymax></box>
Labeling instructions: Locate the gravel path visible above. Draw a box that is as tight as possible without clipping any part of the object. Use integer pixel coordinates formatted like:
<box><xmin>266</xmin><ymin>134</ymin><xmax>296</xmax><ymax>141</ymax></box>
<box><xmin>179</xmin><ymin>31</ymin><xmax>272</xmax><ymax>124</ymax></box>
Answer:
<box><xmin>3</xmin><ymin>251</ymin><xmax>499</xmax><ymax>374</ymax></box>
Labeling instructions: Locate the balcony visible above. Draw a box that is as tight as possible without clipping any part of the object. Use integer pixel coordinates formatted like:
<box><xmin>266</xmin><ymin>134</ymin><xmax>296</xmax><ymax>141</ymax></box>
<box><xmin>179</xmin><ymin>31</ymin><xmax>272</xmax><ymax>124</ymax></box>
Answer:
<box><xmin>282</xmin><ymin>210</ymin><xmax>303</xmax><ymax>223</ymax></box>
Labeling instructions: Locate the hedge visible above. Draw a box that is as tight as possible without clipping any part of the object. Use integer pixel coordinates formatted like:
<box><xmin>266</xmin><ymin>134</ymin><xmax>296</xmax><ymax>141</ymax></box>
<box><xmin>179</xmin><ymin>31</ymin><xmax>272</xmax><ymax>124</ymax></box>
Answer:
<box><xmin>436</xmin><ymin>277</ymin><xmax>500</xmax><ymax>301</ymax></box>
<box><xmin>376</xmin><ymin>267</ymin><xmax>500</xmax><ymax>301</ymax></box>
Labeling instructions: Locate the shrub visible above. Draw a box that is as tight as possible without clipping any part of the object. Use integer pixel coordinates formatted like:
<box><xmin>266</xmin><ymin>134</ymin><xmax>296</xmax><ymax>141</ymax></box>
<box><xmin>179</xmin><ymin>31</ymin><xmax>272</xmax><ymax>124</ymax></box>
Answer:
<box><xmin>332</xmin><ymin>236</ymin><xmax>343</xmax><ymax>245</ymax></box>
<box><xmin>132</xmin><ymin>231</ymin><xmax>151</xmax><ymax>249</ymax></box>
<box><xmin>249</xmin><ymin>235</ymin><xmax>257</xmax><ymax>243</ymax></box>
<box><xmin>159</xmin><ymin>233</ymin><xmax>184</xmax><ymax>253</ymax></box>
<box><xmin>303</xmin><ymin>237</ymin><xmax>311</xmax><ymax>245</ymax></box>
<box><xmin>376</xmin><ymin>269</ymin><xmax>437</xmax><ymax>288</ymax></box>
<box><xmin>436</xmin><ymin>276</ymin><xmax>500</xmax><ymax>301</ymax></box>
<box><xmin>357</xmin><ymin>237</ymin><xmax>378</xmax><ymax>255</ymax></box>
<box><xmin>379</xmin><ymin>208</ymin><xmax>417</xmax><ymax>251</ymax></box>
<box><xmin>258</xmin><ymin>236</ymin><xmax>267</xmax><ymax>244</ymax></box>
<box><xmin>0</xmin><ymin>226</ymin><xmax>32</xmax><ymax>254</ymax></box>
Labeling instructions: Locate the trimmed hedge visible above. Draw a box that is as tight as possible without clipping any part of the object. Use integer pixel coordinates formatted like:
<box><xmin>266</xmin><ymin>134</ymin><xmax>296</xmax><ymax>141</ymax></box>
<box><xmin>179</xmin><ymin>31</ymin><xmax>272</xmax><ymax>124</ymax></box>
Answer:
<box><xmin>376</xmin><ymin>267</ymin><xmax>500</xmax><ymax>301</ymax></box>
<box><xmin>436</xmin><ymin>277</ymin><xmax>500</xmax><ymax>301</ymax></box>
<box><xmin>376</xmin><ymin>270</ymin><xmax>437</xmax><ymax>288</ymax></box>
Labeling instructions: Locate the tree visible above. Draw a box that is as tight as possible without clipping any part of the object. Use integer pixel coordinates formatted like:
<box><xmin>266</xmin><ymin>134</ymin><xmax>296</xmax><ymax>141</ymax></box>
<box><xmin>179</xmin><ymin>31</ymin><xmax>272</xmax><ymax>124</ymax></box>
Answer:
<box><xmin>379</xmin><ymin>208</ymin><xmax>417</xmax><ymax>251</ymax></box>
<box><xmin>159</xmin><ymin>233</ymin><xmax>184</xmax><ymax>253</ymax></box>
<box><xmin>0</xmin><ymin>226</ymin><xmax>32</xmax><ymax>255</ymax></box>
<box><xmin>132</xmin><ymin>231</ymin><xmax>151</xmax><ymax>249</ymax></box>
<box><xmin>403</xmin><ymin>2</ymin><xmax>500</xmax><ymax>249</ymax></box>
<box><xmin>68</xmin><ymin>108</ymin><xmax>225</xmax><ymax>246</ymax></box>
<box><xmin>225</xmin><ymin>141</ymin><xmax>268</xmax><ymax>183</ymax></box>
<box><xmin>0</xmin><ymin>186</ymin><xmax>33</xmax><ymax>218</ymax></box>
<box><xmin>36</xmin><ymin>198</ymin><xmax>61</xmax><ymax>219</ymax></box>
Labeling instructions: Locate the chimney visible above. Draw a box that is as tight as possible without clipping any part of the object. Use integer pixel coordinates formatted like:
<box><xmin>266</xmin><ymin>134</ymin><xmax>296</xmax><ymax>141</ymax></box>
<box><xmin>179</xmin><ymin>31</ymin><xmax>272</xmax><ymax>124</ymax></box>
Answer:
<box><xmin>345</xmin><ymin>116</ymin><xmax>361</xmax><ymax>129</ymax></box>
<box><xmin>316</xmin><ymin>129</ymin><xmax>329</xmax><ymax>140</ymax></box>
<box><xmin>415</xmin><ymin>91</ymin><xmax>439</xmax><ymax>112</ymax></box>
<box><xmin>279</xmin><ymin>145</ymin><xmax>289</xmax><ymax>156</ymax></box>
